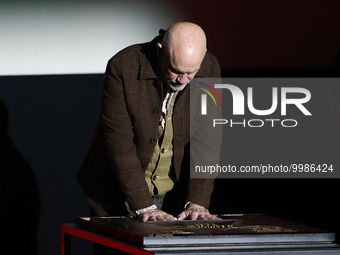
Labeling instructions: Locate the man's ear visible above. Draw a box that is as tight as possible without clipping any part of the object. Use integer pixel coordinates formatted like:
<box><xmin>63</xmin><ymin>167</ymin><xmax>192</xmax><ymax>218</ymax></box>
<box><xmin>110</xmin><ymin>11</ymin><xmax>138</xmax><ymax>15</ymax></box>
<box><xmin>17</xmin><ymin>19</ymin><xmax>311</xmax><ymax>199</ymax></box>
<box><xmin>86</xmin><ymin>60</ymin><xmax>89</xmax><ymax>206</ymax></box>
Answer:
<box><xmin>157</xmin><ymin>42</ymin><xmax>163</xmax><ymax>55</ymax></box>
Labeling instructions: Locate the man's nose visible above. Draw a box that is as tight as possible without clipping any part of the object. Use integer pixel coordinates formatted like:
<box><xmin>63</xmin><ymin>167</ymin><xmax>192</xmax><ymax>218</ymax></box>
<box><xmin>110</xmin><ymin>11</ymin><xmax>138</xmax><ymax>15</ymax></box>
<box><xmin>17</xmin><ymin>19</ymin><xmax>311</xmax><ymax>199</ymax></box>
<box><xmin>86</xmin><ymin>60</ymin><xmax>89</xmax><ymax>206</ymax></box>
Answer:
<box><xmin>177</xmin><ymin>74</ymin><xmax>189</xmax><ymax>84</ymax></box>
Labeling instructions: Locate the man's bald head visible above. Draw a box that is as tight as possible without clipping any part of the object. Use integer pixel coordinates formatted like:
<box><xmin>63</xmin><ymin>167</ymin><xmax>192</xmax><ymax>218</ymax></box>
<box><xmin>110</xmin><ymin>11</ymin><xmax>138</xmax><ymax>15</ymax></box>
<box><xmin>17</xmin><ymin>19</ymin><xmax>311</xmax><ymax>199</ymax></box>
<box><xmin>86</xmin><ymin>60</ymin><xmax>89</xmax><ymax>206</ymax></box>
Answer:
<box><xmin>162</xmin><ymin>22</ymin><xmax>206</xmax><ymax>56</ymax></box>
<box><xmin>158</xmin><ymin>22</ymin><xmax>207</xmax><ymax>91</ymax></box>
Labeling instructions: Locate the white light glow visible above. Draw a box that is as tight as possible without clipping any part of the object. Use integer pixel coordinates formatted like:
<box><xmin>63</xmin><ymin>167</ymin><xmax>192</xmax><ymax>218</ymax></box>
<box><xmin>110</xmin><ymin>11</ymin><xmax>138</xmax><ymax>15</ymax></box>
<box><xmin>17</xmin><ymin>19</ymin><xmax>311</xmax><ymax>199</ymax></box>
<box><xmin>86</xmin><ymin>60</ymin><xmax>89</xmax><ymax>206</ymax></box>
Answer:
<box><xmin>0</xmin><ymin>0</ymin><xmax>184</xmax><ymax>75</ymax></box>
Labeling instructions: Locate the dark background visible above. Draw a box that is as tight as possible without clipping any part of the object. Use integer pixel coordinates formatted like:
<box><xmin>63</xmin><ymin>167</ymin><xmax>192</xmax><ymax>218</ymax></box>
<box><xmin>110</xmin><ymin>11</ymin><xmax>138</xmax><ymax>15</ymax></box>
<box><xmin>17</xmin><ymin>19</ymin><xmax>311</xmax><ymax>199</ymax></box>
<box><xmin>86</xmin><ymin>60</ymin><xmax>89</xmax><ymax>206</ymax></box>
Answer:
<box><xmin>1</xmin><ymin>0</ymin><xmax>340</xmax><ymax>254</ymax></box>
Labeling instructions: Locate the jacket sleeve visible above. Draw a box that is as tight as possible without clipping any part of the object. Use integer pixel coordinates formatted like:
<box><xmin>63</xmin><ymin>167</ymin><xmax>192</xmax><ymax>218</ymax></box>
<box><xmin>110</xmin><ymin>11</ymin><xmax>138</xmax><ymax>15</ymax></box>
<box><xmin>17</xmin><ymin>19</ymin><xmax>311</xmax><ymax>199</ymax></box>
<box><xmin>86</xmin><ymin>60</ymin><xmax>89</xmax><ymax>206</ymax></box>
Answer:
<box><xmin>101</xmin><ymin>59</ymin><xmax>154</xmax><ymax>211</ymax></box>
<box><xmin>186</xmin><ymin>54</ymin><xmax>223</xmax><ymax>209</ymax></box>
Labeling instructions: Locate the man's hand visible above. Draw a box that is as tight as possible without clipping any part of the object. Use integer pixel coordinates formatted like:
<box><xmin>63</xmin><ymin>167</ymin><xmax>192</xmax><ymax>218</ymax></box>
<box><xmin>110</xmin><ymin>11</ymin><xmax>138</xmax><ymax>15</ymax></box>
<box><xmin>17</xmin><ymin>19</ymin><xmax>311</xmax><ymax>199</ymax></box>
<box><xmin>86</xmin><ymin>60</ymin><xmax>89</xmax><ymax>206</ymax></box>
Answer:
<box><xmin>177</xmin><ymin>203</ymin><xmax>221</xmax><ymax>221</ymax></box>
<box><xmin>139</xmin><ymin>209</ymin><xmax>177</xmax><ymax>222</ymax></box>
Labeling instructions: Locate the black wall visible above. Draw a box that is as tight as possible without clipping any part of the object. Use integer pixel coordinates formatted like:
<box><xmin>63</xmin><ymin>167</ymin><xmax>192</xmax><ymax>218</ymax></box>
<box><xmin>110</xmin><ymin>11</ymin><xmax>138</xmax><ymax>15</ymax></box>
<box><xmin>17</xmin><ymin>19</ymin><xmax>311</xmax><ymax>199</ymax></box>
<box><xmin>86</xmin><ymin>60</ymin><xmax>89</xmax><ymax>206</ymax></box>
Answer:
<box><xmin>0</xmin><ymin>74</ymin><xmax>103</xmax><ymax>255</ymax></box>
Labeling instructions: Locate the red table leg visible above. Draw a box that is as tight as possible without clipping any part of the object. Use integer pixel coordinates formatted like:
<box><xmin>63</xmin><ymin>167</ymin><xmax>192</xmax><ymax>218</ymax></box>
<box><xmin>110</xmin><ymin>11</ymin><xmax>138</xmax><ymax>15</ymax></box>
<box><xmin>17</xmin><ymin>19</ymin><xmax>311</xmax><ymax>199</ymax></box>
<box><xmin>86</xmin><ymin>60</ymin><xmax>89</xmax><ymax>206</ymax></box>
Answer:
<box><xmin>61</xmin><ymin>227</ymin><xmax>71</xmax><ymax>255</ymax></box>
<box><xmin>62</xmin><ymin>224</ymin><xmax>154</xmax><ymax>255</ymax></box>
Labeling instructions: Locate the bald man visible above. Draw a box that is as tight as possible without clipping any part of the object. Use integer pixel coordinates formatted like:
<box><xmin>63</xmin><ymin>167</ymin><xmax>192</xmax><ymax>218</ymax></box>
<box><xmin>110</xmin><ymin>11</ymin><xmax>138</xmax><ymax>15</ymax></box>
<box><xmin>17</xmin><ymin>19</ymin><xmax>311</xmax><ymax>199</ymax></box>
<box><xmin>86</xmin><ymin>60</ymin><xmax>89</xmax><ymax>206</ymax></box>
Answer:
<box><xmin>77</xmin><ymin>22</ymin><xmax>222</xmax><ymax>223</ymax></box>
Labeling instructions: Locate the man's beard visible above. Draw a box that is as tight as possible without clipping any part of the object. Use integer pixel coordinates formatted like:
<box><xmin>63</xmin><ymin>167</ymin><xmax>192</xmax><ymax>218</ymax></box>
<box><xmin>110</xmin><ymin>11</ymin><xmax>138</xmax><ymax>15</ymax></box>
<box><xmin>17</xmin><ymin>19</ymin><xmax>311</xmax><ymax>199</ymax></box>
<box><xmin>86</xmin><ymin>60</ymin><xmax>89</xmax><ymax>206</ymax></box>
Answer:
<box><xmin>168</xmin><ymin>80</ymin><xmax>189</xmax><ymax>91</ymax></box>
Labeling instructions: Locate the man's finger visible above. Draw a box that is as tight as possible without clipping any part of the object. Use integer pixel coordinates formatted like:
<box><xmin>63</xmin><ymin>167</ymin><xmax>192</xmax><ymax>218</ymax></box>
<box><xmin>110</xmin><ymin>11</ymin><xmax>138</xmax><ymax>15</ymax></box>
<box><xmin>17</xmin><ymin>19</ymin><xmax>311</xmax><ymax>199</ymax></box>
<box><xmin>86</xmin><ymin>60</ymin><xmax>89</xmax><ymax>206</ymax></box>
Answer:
<box><xmin>177</xmin><ymin>211</ymin><xmax>188</xmax><ymax>220</ymax></box>
<box><xmin>156</xmin><ymin>216</ymin><xmax>164</xmax><ymax>221</ymax></box>
<box><xmin>142</xmin><ymin>214</ymin><xmax>149</xmax><ymax>222</ymax></box>
<box><xmin>164</xmin><ymin>214</ymin><xmax>177</xmax><ymax>221</ymax></box>
<box><xmin>197</xmin><ymin>214</ymin><xmax>207</xmax><ymax>220</ymax></box>
<box><xmin>189</xmin><ymin>212</ymin><xmax>199</xmax><ymax>220</ymax></box>
<box><xmin>140</xmin><ymin>209</ymin><xmax>177</xmax><ymax>221</ymax></box>
<box><xmin>207</xmin><ymin>214</ymin><xmax>221</xmax><ymax>220</ymax></box>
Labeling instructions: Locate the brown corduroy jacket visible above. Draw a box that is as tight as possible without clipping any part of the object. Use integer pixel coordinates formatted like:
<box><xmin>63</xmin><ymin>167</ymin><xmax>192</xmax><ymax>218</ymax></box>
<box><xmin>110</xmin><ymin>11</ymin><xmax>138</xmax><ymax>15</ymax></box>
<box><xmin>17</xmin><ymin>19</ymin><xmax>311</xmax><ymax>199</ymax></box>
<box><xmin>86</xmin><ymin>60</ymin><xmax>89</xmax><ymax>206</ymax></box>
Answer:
<box><xmin>77</xmin><ymin>36</ymin><xmax>222</xmax><ymax>213</ymax></box>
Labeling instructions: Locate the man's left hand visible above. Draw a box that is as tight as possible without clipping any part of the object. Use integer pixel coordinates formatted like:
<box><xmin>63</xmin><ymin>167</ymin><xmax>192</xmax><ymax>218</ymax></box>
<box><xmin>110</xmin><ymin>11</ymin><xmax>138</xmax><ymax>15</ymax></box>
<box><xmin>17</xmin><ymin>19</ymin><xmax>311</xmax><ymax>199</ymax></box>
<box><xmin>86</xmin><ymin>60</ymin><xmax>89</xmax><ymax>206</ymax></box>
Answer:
<box><xmin>177</xmin><ymin>203</ymin><xmax>221</xmax><ymax>221</ymax></box>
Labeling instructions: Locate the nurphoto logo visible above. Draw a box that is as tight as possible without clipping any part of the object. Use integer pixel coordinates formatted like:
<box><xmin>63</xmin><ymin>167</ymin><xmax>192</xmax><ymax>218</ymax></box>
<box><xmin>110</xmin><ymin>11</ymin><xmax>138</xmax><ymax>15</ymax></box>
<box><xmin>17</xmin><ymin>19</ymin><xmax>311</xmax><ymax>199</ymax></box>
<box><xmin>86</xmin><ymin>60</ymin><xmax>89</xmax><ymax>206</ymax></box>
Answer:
<box><xmin>199</xmin><ymin>83</ymin><xmax>312</xmax><ymax>128</ymax></box>
<box><xmin>197</xmin><ymin>82</ymin><xmax>222</xmax><ymax>115</ymax></box>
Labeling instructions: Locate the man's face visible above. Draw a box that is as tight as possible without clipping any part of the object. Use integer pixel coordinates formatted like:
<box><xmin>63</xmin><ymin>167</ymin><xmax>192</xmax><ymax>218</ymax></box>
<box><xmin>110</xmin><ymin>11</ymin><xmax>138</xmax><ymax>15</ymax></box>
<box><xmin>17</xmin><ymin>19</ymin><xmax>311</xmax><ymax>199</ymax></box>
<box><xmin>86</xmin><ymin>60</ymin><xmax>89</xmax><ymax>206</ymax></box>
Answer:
<box><xmin>159</xmin><ymin>52</ymin><xmax>201</xmax><ymax>92</ymax></box>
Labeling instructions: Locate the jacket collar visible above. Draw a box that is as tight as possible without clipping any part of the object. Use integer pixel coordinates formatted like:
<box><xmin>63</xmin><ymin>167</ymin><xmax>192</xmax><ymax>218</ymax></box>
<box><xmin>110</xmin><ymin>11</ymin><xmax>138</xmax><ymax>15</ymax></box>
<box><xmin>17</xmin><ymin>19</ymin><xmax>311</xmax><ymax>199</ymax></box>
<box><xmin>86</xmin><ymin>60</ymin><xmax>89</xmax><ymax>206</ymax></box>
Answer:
<box><xmin>195</xmin><ymin>66</ymin><xmax>205</xmax><ymax>77</ymax></box>
<box><xmin>139</xmin><ymin>37</ymin><xmax>161</xmax><ymax>80</ymax></box>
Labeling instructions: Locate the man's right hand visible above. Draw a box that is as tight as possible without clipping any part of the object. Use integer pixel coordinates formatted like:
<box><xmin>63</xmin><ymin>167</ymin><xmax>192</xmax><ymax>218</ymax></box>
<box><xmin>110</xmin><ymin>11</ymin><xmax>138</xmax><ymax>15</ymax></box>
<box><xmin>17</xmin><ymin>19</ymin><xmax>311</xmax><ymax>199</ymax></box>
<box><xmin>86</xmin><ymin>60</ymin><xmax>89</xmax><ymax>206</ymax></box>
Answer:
<box><xmin>139</xmin><ymin>209</ymin><xmax>177</xmax><ymax>222</ymax></box>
